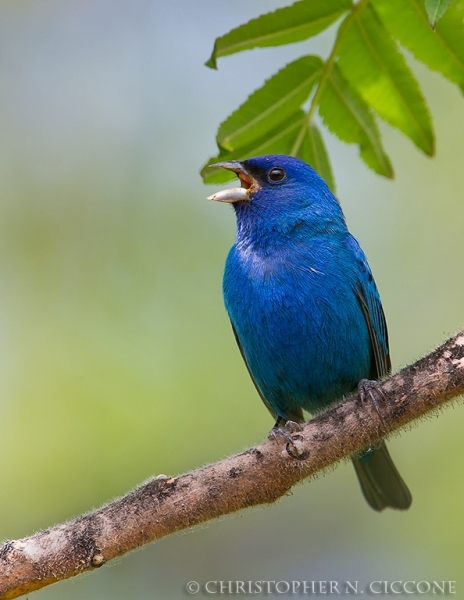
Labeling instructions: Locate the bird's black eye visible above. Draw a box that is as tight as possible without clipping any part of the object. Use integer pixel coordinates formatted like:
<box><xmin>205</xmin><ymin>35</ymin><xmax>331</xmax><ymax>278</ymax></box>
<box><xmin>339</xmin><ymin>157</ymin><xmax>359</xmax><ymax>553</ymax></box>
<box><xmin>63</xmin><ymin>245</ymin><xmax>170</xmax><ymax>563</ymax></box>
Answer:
<box><xmin>267</xmin><ymin>167</ymin><xmax>286</xmax><ymax>182</ymax></box>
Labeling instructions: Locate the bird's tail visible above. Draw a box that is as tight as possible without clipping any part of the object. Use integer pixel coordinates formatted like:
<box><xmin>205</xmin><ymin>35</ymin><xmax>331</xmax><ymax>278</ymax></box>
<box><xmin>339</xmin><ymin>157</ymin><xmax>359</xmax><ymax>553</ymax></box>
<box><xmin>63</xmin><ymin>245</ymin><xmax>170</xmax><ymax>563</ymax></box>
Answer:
<box><xmin>352</xmin><ymin>442</ymin><xmax>412</xmax><ymax>511</ymax></box>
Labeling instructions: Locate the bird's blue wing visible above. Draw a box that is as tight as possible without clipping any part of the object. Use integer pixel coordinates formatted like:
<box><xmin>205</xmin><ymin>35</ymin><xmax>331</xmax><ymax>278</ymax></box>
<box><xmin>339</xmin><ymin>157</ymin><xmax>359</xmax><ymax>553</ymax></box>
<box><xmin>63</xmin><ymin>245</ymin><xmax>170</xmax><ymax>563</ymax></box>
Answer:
<box><xmin>230</xmin><ymin>322</ymin><xmax>305</xmax><ymax>424</ymax></box>
<box><xmin>347</xmin><ymin>236</ymin><xmax>391</xmax><ymax>379</ymax></box>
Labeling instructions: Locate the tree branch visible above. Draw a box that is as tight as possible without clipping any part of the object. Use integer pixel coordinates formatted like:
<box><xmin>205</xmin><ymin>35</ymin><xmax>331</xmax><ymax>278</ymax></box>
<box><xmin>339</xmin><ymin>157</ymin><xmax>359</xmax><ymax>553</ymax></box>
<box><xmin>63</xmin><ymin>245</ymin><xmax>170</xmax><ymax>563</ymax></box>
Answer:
<box><xmin>1</xmin><ymin>331</ymin><xmax>464</xmax><ymax>599</ymax></box>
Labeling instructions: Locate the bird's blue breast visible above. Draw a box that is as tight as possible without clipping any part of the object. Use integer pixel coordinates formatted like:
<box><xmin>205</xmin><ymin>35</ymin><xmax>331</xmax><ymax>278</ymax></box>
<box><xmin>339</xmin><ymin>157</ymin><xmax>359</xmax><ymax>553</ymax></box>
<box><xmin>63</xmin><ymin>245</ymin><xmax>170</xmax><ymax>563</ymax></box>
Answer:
<box><xmin>223</xmin><ymin>232</ymin><xmax>373</xmax><ymax>420</ymax></box>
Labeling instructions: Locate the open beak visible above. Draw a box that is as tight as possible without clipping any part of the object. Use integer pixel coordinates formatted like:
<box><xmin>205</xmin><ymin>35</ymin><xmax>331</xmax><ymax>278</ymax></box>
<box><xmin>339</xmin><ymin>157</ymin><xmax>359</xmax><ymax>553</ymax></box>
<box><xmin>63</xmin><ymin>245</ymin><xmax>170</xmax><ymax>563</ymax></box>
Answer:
<box><xmin>207</xmin><ymin>161</ymin><xmax>254</xmax><ymax>203</ymax></box>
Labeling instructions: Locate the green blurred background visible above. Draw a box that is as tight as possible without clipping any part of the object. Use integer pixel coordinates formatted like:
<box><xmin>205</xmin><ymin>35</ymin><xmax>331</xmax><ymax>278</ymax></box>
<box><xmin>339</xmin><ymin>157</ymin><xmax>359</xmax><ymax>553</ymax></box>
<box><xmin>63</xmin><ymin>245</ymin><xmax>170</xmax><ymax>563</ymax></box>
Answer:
<box><xmin>0</xmin><ymin>1</ymin><xmax>463</xmax><ymax>598</ymax></box>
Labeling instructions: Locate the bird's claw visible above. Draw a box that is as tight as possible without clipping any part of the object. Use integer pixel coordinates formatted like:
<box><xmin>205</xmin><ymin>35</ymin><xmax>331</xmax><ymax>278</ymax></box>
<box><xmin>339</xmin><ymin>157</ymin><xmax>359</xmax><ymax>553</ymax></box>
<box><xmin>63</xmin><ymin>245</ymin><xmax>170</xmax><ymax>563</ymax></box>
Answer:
<box><xmin>268</xmin><ymin>421</ymin><xmax>308</xmax><ymax>459</ymax></box>
<box><xmin>358</xmin><ymin>378</ymin><xmax>386</xmax><ymax>428</ymax></box>
<box><xmin>282</xmin><ymin>420</ymin><xmax>303</xmax><ymax>434</ymax></box>
<box><xmin>268</xmin><ymin>428</ymin><xmax>292</xmax><ymax>444</ymax></box>
<box><xmin>268</xmin><ymin>419</ymin><xmax>302</xmax><ymax>442</ymax></box>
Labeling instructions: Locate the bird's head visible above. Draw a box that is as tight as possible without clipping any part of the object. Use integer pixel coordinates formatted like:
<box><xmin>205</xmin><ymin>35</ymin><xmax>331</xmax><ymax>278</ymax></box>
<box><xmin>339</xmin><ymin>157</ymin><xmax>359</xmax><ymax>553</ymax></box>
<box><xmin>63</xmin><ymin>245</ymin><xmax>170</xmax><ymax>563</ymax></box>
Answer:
<box><xmin>207</xmin><ymin>155</ymin><xmax>339</xmax><ymax>226</ymax></box>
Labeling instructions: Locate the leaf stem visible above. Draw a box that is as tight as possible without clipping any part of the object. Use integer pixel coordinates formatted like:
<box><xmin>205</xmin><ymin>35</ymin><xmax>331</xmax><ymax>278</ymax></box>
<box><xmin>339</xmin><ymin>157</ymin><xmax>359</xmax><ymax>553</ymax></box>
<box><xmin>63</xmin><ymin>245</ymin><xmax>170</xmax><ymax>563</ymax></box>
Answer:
<box><xmin>291</xmin><ymin>0</ymin><xmax>369</xmax><ymax>156</ymax></box>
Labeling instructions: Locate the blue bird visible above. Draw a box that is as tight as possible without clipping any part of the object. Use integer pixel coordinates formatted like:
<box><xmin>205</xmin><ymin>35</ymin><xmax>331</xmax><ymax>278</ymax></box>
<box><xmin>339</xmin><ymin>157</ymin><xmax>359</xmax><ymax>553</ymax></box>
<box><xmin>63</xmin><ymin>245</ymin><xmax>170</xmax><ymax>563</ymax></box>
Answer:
<box><xmin>208</xmin><ymin>154</ymin><xmax>411</xmax><ymax>511</ymax></box>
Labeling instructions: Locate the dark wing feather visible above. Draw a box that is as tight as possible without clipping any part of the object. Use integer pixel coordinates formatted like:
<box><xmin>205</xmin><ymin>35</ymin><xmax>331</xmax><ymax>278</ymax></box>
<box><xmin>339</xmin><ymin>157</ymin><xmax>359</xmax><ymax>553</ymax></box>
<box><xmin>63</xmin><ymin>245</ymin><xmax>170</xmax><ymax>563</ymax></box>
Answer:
<box><xmin>356</xmin><ymin>285</ymin><xmax>391</xmax><ymax>379</ymax></box>
<box><xmin>347</xmin><ymin>237</ymin><xmax>391</xmax><ymax>379</ymax></box>
<box><xmin>348</xmin><ymin>238</ymin><xmax>411</xmax><ymax>510</ymax></box>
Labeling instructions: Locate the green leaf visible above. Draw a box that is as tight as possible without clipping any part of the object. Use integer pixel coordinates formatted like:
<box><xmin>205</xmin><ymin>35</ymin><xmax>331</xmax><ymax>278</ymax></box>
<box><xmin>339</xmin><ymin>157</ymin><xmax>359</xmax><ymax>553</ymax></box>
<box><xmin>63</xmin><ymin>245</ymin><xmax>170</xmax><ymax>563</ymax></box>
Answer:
<box><xmin>205</xmin><ymin>0</ymin><xmax>352</xmax><ymax>69</ymax></box>
<box><xmin>217</xmin><ymin>56</ymin><xmax>323</xmax><ymax>151</ymax></box>
<box><xmin>201</xmin><ymin>111</ymin><xmax>306</xmax><ymax>184</ymax></box>
<box><xmin>298</xmin><ymin>123</ymin><xmax>336</xmax><ymax>193</ymax></box>
<box><xmin>425</xmin><ymin>0</ymin><xmax>452</xmax><ymax>27</ymax></box>
<box><xmin>372</xmin><ymin>0</ymin><xmax>464</xmax><ymax>91</ymax></box>
<box><xmin>319</xmin><ymin>64</ymin><xmax>393</xmax><ymax>177</ymax></box>
<box><xmin>434</xmin><ymin>0</ymin><xmax>464</xmax><ymax>91</ymax></box>
<box><xmin>337</xmin><ymin>5</ymin><xmax>434</xmax><ymax>156</ymax></box>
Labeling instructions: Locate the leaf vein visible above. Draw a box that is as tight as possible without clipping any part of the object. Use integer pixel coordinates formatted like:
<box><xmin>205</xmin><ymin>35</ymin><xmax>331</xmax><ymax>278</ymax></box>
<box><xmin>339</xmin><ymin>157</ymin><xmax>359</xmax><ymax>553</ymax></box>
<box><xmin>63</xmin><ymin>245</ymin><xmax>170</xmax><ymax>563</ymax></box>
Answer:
<box><xmin>328</xmin><ymin>73</ymin><xmax>384</xmax><ymax>167</ymax></box>
<box><xmin>222</xmin><ymin>70</ymin><xmax>321</xmax><ymax>147</ymax></box>
<box><xmin>218</xmin><ymin>14</ymin><xmax>345</xmax><ymax>57</ymax></box>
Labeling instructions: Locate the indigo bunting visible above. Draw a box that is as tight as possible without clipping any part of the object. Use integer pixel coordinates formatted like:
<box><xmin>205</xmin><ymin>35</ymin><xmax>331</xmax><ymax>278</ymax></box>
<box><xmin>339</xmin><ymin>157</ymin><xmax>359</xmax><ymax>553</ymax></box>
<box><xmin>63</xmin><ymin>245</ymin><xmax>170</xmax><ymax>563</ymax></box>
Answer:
<box><xmin>208</xmin><ymin>154</ymin><xmax>411</xmax><ymax>511</ymax></box>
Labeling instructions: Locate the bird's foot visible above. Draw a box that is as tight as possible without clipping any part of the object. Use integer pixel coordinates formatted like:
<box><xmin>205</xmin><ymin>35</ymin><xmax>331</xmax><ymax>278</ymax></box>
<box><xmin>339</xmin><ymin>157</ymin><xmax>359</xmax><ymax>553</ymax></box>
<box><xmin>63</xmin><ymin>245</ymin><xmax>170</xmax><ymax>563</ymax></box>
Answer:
<box><xmin>267</xmin><ymin>419</ymin><xmax>302</xmax><ymax>442</ymax></box>
<box><xmin>282</xmin><ymin>420</ymin><xmax>303</xmax><ymax>434</ymax></box>
<box><xmin>268</xmin><ymin>420</ymin><xmax>307</xmax><ymax>459</ymax></box>
<box><xmin>357</xmin><ymin>378</ymin><xmax>386</xmax><ymax>429</ymax></box>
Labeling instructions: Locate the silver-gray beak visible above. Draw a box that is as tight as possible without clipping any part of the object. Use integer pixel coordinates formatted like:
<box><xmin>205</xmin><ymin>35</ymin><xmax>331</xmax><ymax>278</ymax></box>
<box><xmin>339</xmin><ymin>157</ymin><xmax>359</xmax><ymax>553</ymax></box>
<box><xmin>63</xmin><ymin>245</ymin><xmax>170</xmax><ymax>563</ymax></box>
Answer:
<box><xmin>206</xmin><ymin>161</ymin><xmax>254</xmax><ymax>203</ymax></box>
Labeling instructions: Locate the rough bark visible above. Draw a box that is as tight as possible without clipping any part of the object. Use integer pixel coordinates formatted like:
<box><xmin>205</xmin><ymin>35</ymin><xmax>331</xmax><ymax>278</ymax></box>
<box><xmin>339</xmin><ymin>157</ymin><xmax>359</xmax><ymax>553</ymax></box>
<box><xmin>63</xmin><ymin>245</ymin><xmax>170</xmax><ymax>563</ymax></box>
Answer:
<box><xmin>1</xmin><ymin>331</ymin><xmax>463</xmax><ymax>599</ymax></box>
